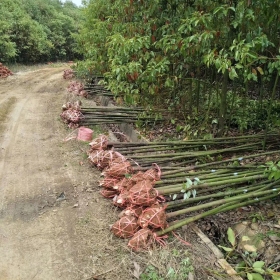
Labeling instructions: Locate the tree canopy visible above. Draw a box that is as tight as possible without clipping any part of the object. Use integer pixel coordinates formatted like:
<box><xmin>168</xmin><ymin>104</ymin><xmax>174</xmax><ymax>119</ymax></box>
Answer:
<box><xmin>0</xmin><ymin>0</ymin><xmax>83</xmax><ymax>63</ymax></box>
<box><xmin>75</xmin><ymin>0</ymin><xmax>280</xmax><ymax>135</ymax></box>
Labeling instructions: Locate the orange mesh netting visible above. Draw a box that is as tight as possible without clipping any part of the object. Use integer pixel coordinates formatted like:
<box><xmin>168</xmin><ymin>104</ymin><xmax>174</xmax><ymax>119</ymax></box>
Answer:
<box><xmin>63</xmin><ymin>69</ymin><xmax>74</xmax><ymax>79</ymax></box>
<box><xmin>128</xmin><ymin>180</ymin><xmax>158</xmax><ymax>206</ymax></box>
<box><xmin>0</xmin><ymin>63</ymin><xmax>13</xmax><ymax>78</ymax></box>
<box><xmin>88</xmin><ymin>150</ymin><xmax>119</xmax><ymax>169</ymax></box>
<box><xmin>88</xmin><ymin>150</ymin><xmax>106</xmax><ymax>169</ymax></box>
<box><xmin>111</xmin><ymin>215</ymin><xmax>140</xmax><ymax>238</ymax></box>
<box><xmin>60</xmin><ymin>109</ymin><xmax>84</xmax><ymax>128</ymax></box>
<box><xmin>89</xmin><ymin>135</ymin><xmax>108</xmax><ymax>151</ymax></box>
<box><xmin>67</xmin><ymin>81</ymin><xmax>88</xmax><ymax>98</ymax></box>
<box><xmin>127</xmin><ymin>228</ymin><xmax>154</xmax><ymax>251</ymax></box>
<box><xmin>113</xmin><ymin>177</ymin><xmax>135</xmax><ymax>192</ymax></box>
<box><xmin>138</xmin><ymin>204</ymin><xmax>167</xmax><ymax>229</ymax></box>
<box><xmin>143</xmin><ymin>163</ymin><xmax>161</xmax><ymax>182</ymax></box>
<box><xmin>128</xmin><ymin>229</ymin><xmax>168</xmax><ymax>251</ymax></box>
<box><xmin>103</xmin><ymin>151</ymin><xmax>126</xmax><ymax>169</ymax></box>
<box><xmin>122</xmin><ymin>205</ymin><xmax>146</xmax><ymax>218</ymax></box>
<box><xmin>100</xmin><ymin>189</ymin><xmax>118</xmax><ymax>198</ymax></box>
<box><xmin>99</xmin><ymin>177</ymin><xmax>121</xmax><ymax>189</ymax></box>
<box><xmin>62</xmin><ymin>101</ymin><xmax>81</xmax><ymax>111</ymax></box>
<box><xmin>105</xmin><ymin>160</ymin><xmax>132</xmax><ymax>178</ymax></box>
<box><xmin>113</xmin><ymin>189</ymin><xmax>130</xmax><ymax>208</ymax></box>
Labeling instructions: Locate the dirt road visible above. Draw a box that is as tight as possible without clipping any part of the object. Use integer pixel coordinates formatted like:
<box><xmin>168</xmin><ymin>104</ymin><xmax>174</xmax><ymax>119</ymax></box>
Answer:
<box><xmin>0</xmin><ymin>66</ymin><xmax>133</xmax><ymax>280</ymax></box>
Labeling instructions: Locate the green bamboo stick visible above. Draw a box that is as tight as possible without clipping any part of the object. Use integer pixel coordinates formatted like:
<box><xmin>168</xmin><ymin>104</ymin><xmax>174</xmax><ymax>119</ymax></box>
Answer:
<box><xmin>156</xmin><ymin>192</ymin><xmax>279</xmax><ymax>236</ymax></box>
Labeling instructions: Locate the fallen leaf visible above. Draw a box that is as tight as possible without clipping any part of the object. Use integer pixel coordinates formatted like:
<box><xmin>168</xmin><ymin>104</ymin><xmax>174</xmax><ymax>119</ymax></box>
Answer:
<box><xmin>243</xmin><ymin>244</ymin><xmax>257</xmax><ymax>252</ymax></box>
<box><xmin>132</xmin><ymin>262</ymin><xmax>141</xmax><ymax>279</ymax></box>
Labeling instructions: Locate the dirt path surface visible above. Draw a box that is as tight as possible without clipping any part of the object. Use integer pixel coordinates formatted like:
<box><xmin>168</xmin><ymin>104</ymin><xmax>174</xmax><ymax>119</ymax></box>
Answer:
<box><xmin>0</xmin><ymin>67</ymin><xmax>130</xmax><ymax>280</ymax></box>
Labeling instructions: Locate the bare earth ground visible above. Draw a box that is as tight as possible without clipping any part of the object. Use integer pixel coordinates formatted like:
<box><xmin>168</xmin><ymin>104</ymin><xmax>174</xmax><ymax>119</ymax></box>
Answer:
<box><xmin>0</xmin><ymin>66</ymin><xmax>234</xmax><ymax>280</ymax></box>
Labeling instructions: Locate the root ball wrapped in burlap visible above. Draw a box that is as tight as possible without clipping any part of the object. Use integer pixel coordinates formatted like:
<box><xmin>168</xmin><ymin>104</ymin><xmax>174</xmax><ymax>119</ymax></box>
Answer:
<box><xmin>113</xmin><ymin>189</ymin><xmax>130</xmax><ymax>208</ymax></box>
<box><xmin>138</xmin><ymin>205</ymin><xmax>167</xmax><ymax>229</ymax></box>
<box><xmin>104</xmin><ymin>160</ymin><xmax>132</xmax><ymax>178</ymax></box>
<box><xmin>100</xmin><ymin>189</ymin><xmax>118</xmax><ymax>198</ymax></box>
<box><xmin>127</xmin><ymin>228</ymin><xmax>154</xmax><ymax>251</ymax></box>
<box><xmin>89</xmin><ymin>135</ymin><xmax>108</xmax><ymax>151</ymax></box>
<box><xmin>143</xmin><ymin>163</ymin><xmax>161</xmax><ymax>182</ymax></box>
<box><xmin>119</xmin><ymin>205</ymin><xmax>146</xmax><ymax>218</ymax></box>
<box><xmin>60</xmin><ymin>108</ymin><xmax>83</xmax><ymax>127</ymax></box>
<box><xmin>111</xmin><ymin>215</ymin><xmax>140</xmax><ymax>238</ymax></box>
<box><xmin>128</xmin><ymin>180</ymin><xmax>158</xmax><ymax>206</ymax></box>
<box><xmin>88</xmin><ymin>150</ymin><xmax>106</xmax><ymax>169</ymax></box>
<box><xmin>99</xmin><ymin>177</ymin><xmax>120</xmax><ymax>189</ymax></box>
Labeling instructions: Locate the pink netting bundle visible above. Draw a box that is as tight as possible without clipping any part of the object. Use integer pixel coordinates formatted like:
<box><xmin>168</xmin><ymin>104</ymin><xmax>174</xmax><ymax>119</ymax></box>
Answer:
<box><xmin>130</xmin><ymin>171</ymin><xmax>146</xmax><ymax>183</ymax></box>
<box><xmin>63</xmin><ymin>69</ymin><xmax>74</xmax><ymax>79</ymax></box>
<box><xmin>112</xmin><ymin>177</ymin><xmax>134</xmax><ymax>192</ymax></box>
<box><xmin>62</xmin><ymin>101</ymin><xmax>81</xmax><ymax>111</ymax></box>
<box><xmin>88</xmin><ymin>150</ymin><xmax>125</xmax><ymax>170</ymax></box>
<box><xmin>68</xmin><ymin>82</ymin><xmax>88</xmax><ymax>97</ymax></box>
<box><xmin>105</xmin><ymin>151</ymin><xmax>126</xmax><ymax>168</ymax></box>
<box><xmin>60</xmin><ymin>108</ymin><xmax>83</xmax><ymax>128</ymax></box>
<box><xmin>88</xmin><ymin>150</ymin><xmax>106</xmax><ymax>169</ymax></box>
<box><xmin>89</xmin><ymin>135</ymin><xmax>108</xmax><ymax>151</ymax></box>
<box><xmin>138</xmin><ymin>204</ymin><xmax>167</xmax><ymax>229</ymax></box>
<box><xmin>143</xmin><ymin>164</ymin><xmax>161</xmax><ymax>182</ymax></box>
<box><xmin>128</xmin><ymin>229</ymin><xmax>168</xmax><ymax>251</ymax></box>
<box><xmin>127</xmin><ymin>228</ymin><xmax>154</xmax><ymax>251</ymax></box>
<box><xmin>111</xmin><ymin>215</ymin><xmax>140</xmax><ymax>238</ymax></box>
<box><xmin>100</xmin><ymin>188</ymin><xmax>118</xmax><ymax>198</ymax></box>
<box><xmin>128</xmin><ymin>180</ymin><xmax>158</xmax><ymax>206</ymax></box>
<box><xmin>99</xmin><ymin>177</ymin><xmax>121</xmax><ymax>189</ymax></box>
<box><xmin>104</xmin><ymin>160</ymin><xmax>132</xmax><ymax>178</ymax></box>
<box><xmin>113</xmin><ymin>189</ymin><xmax>130</xmax><ymax>208</ymax></box>
<box><xmin>120</xmin><ymin>205</ymin><xmax>146</xmax><ymax>218</ymax></box>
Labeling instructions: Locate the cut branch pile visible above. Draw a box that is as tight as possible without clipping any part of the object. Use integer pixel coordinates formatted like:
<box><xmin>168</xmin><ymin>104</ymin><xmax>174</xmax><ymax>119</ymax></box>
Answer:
<box><xmin>63</xmin><ymin>69</ymin><xmax>74</xmax><ymax>79</ymax></box>
<box><xmin>0</xmin><ymin>63</ymin><xmax>13</xmax><ymax>78</ymax></box>
<box><xmin>87</xmin><ymin>134</ymin><xmax>280</xmax><ymax>251</ymax></box>
<box><xmin>67</xmin><ymin>81</ymin><xmax>88</xmax><ymax>98</ymax></box>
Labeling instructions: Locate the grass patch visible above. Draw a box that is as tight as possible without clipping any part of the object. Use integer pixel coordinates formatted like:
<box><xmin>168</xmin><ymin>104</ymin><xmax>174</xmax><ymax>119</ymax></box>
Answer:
<box><xmin>0</xmin><ymin>97</ymin><xmax>17</xmax><ymax>133</ymax></box>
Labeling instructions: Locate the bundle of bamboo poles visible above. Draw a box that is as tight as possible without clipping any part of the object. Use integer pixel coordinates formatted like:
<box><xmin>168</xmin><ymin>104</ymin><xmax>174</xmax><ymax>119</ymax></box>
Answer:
<box><xmin>87</xmin><ymin>133</ymin><xmax>280</xmax><ymax>250</ymax></box>
<box><xmin>80</xmin><ymin>106</ymin><xmax>164</xmax><ymax>125</ymax></box>
<box><xmin>84</xmin><ymin>76</ymin><xmax>113</xmax><ymax>97</ymax></box>
<box><xmin>109</xmin><ymin>132</ymin><xmax>280</xmax><ymax>167</ymax></box>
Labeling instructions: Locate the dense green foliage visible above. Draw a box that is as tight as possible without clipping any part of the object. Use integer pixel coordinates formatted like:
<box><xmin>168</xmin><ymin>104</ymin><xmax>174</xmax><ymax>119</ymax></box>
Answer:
<box><xmin>0</xmin><ymin>0</ymin><xmax>82</xmax><ymax>63</ymax></box>
<box><xmin>76</xmin><ymin>0</ymin><xmax>280</xmax><ymax>135</ymax></box>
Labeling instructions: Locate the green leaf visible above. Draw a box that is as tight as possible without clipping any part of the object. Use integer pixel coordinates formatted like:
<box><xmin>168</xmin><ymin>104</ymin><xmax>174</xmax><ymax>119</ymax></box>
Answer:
<box><xmin>218</xmin><ymin>245</ymin><xmax>233</xmax><ymax>252</ymax></box>
<box><xmin>192</xmin><ymin>189</ymin><xmax>197</xmax><ymax>198</ymax></box>
<box><xmin>250</xmin><ymin>273</ymin><xmax>264</xmax><ymax>280</ymax></box>
<box><xmin>186</xmin><ymin>178</ymin><xmax>192</xmax><ymax>188</ymax></box>
<box><xmin>247</xmin><ymin>273</ymin><xmax>253</xmax><ymax>280</ymax></box>
<box><xmin>229</xmin><ymin>68</ymin><xmax>238</xmax><ymax>80</ymax></box>
<box><xmin>253</xmin><ymin>261</ymin><xmax>265</xmax><ymax>269</ymax></box>
<box><xmin>242</xmin><ymin>236</ymin><xmax>251</xmax><ymax>242</ymax></box>
<box><xmin>257</xmin><ymin>67</ymin><xmax>264</xmax><ymax>75</ymax></box>
<box><xmin>227</xmin><ymin>227</ymin><xmax>236</xmax><ymax>246</ymax></box>
<box><xmin>272</xmin><ymin>273</ymin><xmax>280</xmax><ymax>280</ymax></box>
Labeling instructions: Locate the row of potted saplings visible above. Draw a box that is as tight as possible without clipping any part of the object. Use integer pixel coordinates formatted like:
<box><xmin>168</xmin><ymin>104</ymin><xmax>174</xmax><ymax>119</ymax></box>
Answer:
<box><xmin>88</xmin><ymin>135</ymin><xmax>168</xmax><ymax>251</ymax></box>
